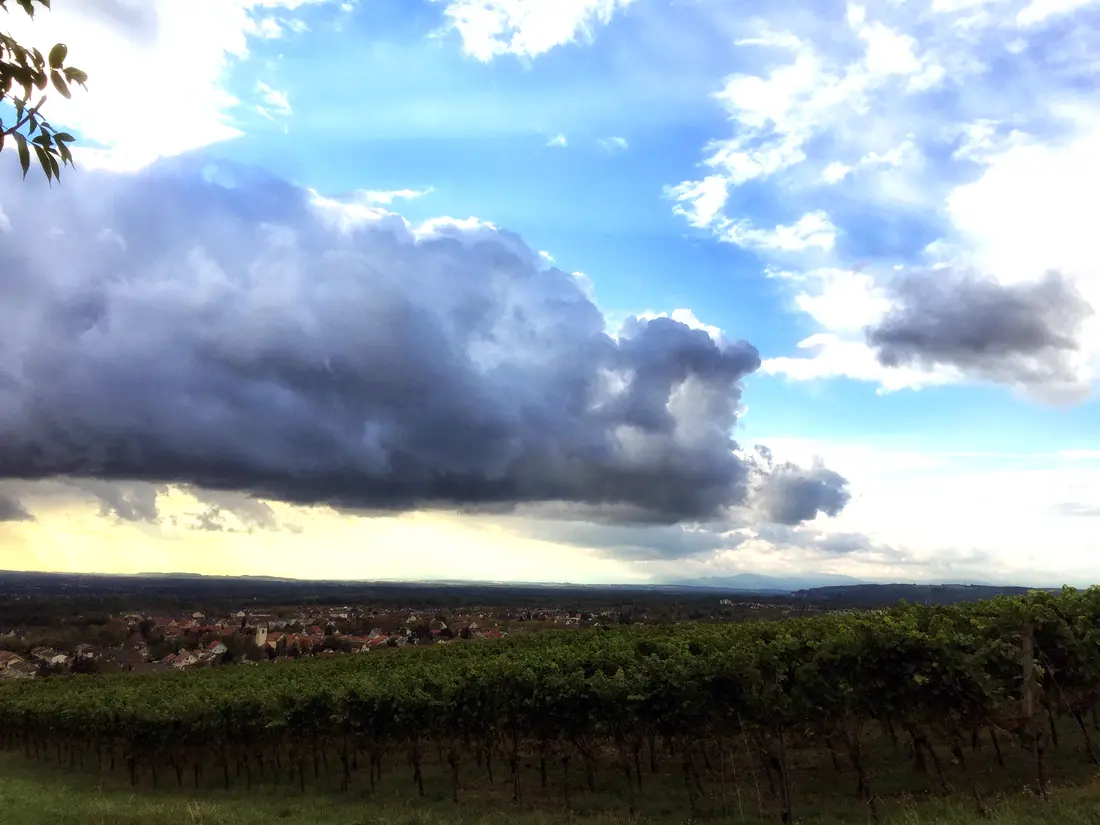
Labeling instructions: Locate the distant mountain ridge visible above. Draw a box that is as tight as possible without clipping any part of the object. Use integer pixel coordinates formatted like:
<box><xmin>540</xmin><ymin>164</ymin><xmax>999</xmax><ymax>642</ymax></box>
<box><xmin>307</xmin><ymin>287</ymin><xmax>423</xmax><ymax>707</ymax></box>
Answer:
<box><xmin>793</xmin><ymin>582</ymin><xmax>1055</xmax><ymax>607</ymax></box>
<box><xmin>667</xmin><ymin>573</ymin><xmax>864</xmax><ymax>593</ymax></box>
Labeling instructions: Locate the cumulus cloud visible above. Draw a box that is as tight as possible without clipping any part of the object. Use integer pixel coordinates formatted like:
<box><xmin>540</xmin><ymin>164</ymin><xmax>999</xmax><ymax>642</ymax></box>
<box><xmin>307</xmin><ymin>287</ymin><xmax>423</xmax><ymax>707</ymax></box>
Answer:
<box><xmin>435</xmin><ymin>0</ymin><xmax>636</xmax><ymax>62</ymax></box>
<box><xmin>747</xmin><ymin>446</ymin><xmax>851</xmax><ymax>526</ymax></box>
<box><xmin>866</xmin><ymin>270</ymin><xmax>1093</xmax><ymax>387</ymax></box>
<box><xmin>0</xmin><ymin>492</ymin><xmax>34</xmax><ymax>523</ymax></box>
<box><xmin>0</xmin><ymin>158</ymin><xmax>849</xmax><ymax>528</ymax></box>
<box><xmin>678</xmin><ymin>0</ymin><xmax>1100</xmax><ymax>399</ymax></box>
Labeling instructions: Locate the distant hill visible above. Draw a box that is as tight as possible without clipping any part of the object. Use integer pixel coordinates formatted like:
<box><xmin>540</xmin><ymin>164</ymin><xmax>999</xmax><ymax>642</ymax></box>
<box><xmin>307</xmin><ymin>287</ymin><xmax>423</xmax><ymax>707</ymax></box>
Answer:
<box><xmin>666</xmin><ymin>572</ymin><xmax>863</xmax><ymax>593</ymax></box>
<box><xmin>793</xmin><ymin>582</ymin><xmax>1055</xmax><ymax>608</ymax></box>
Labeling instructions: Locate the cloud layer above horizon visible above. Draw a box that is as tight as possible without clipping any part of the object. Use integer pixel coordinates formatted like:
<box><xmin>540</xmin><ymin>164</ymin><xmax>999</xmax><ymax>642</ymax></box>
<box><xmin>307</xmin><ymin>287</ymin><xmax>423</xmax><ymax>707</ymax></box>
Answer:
<box><xmin>0</xmin><ymin>159</ymin><xmax>848</xmax><ymax>532</ymax></box>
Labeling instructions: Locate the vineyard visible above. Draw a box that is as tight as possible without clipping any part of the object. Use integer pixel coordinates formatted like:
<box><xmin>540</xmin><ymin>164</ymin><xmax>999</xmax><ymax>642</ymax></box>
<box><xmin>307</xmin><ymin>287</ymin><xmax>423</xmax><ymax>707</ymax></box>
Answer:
<box><xmin>2</xmin><ymin>588</ymin><xmax>1100</xmax><ymax>823</ymax></box>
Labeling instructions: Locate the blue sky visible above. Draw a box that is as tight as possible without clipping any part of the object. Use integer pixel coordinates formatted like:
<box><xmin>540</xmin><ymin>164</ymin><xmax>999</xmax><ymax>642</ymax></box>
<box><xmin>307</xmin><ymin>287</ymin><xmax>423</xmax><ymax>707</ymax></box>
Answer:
<box><xmin>2</xmin><ymin>0</ymin><xmax>1100</xmax><ymax>586</ymax></box>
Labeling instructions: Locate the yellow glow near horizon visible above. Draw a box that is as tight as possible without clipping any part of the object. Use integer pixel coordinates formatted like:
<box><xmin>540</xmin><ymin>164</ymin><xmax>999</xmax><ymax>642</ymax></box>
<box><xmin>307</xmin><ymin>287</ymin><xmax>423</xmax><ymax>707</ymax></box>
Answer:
<box><xmin>0</xmin><ymin>487</ymin><xmax>645</xmax><ymax>585</ymax></box>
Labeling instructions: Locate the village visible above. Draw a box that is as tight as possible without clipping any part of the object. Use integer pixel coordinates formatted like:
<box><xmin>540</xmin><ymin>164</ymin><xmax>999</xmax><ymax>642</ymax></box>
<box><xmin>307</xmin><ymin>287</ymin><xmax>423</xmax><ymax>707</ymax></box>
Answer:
<box><xmin>0</xmin><ymin>596</ymin><xmax>790</xmax><ymax>681</ymax></box>
<box><xmin>0</xmin><ymin>603</ymin><xmax>609</xmax><ymax>680</ymax></box>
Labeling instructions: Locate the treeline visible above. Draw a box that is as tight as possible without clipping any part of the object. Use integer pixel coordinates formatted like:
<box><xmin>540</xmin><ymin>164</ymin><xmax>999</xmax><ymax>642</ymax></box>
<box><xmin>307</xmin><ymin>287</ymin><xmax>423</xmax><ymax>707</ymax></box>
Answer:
<box><xmin>1</xmin><ymin>588</ymin><xmax>1097</xmax><ymax>822</ymax></box>
<box><xmin>0</xmin><ymin>571</ymin><xmax>793</xmax><ymax>622</ymax></box>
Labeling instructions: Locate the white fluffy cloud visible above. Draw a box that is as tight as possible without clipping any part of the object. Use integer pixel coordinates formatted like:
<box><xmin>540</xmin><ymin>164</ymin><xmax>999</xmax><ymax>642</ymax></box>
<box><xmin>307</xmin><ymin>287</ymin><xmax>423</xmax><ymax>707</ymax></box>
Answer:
<box><xmin>2</xmin><ymin>0</ymin><xmax>338</xmax><ymax>169</ymax></box>
<box><xmin>597</xmin><ymin>136</ymin><xmax>629</xmax><ymax>152</ymax></box>
<box><xmin>355</xmin><ymin>188</ymin><xmax>434</xmax><ymax>206</ymax></box>
<box><xmin>671</xmin><ymin>0</ymin><xmax>1100</xmax><ymax>400</ymax></box>
<box><xmin>724</xmin><ymin>211</ymin><xmax>838</xmax><ymax>253</ymax></box>
<box><xmin>256</xmin><ymin>81</ymin><xmax>292</xmax><ymax>118</ymax></box>
<box><xmin>747</xmin><ymin>436</ymin><xmax>1100</xmax><ymax>586</ymax></box>
<box><xmin>434</xmin><ymin>0</ymin><xmax>636</xmax><ymax>61</ymax></box>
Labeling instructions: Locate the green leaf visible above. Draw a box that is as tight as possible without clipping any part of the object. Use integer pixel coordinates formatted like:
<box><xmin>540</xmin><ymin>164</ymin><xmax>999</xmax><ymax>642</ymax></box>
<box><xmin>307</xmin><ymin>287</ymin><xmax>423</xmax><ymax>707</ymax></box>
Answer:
<box><xmin>13</xmin><ymin>131</ymin><xmax>30</xmax><ymax>179</ymax></box>
<box><xmin>33</xmin><ymin>143</ymin><xmax>52</xmax><ymax>183</ymax></box>
<box><xmin>50</xmin><ymin>69</ymin><xmax>69</xmax><ymax>98</ymax></box>
<box><xmin>63</xmin><ymin>66</ymin><xmax>87</xmax><ymax>86</ymax></box>
<box><xmin>48</xmin><ymin>42</ymin><xmax>66</xmax><ymax>69</ymax></box>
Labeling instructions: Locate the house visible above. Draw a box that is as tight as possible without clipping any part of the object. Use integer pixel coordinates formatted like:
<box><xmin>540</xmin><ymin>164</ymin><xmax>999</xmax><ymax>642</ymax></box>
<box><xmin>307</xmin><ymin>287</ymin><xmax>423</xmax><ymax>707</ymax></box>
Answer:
<box><xmin>0</xmin><ymin>662</ymin><xmax>37</xmax><ymax>680</ymax></box>
<box><xmin>101</xmin><ymin>648</ymin><xmax>146</xmax><ymax>669</ymax></box>
<box><xmin>0</xmin><ymin>651</ymin><xmax>25</xmax><ymax>670</ymax></box>
<box><xmin>254</xmin><ymin>625</ymin><xmax>269</xmax><ymax>648</ymax></box>
<box><xmin>171</xmin><ymin>651</ymin><xmax>200</xmax><ymax>668</ymax></box>
<box><xmin>207</xmin><ymin>641</ymin><xmax>228</xmax><ymax>655</ymax></box>
<box><xmin>192</xmin><ymin>612</ymin><xmax>205</xmax><ymax>620</ymax></box>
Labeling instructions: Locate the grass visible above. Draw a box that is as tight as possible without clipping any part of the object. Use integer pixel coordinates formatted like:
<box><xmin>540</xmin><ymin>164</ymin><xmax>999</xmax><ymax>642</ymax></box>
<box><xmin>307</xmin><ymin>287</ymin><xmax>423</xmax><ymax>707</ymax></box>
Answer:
<box><xmin>3</xmin><ymin>716</ymin><xmax>1100</xmax><ymax>824</ymax></box>
<box><xmin>2</xmin><ymin>748</ymin><xmax>1100</xmax><ymax>825</ymax></box>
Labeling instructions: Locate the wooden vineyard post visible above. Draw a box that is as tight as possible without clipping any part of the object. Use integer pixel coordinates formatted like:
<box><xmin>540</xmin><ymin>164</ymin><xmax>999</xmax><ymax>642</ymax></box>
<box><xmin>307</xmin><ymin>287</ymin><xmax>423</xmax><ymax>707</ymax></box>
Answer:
<box><xmin>1021</xmin><ymin>623</ymin><xmax>1047</xmax><ymax>800</ymax></box>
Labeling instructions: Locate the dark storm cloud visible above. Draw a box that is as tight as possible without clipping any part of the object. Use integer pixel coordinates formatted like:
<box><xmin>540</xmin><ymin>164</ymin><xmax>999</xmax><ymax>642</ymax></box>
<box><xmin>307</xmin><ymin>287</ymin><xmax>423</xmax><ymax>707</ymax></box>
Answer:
<box><xmin>752</xmin><ymin>463</ymin><xmax>851</xmax><ymax>525</ymax></box>
<box><xmin>866</xmin><ymin>270</ymin><xmax>1092</xmax><ymax>385</ymax></box>
<box><xmin>0</xmin><ymin>158</ymin><xmax>849</xmax><ymax>526</ymax></box>
<box><xmin>499</xmin><ymin>504</ymin><xmax>747</xmax><ymax>560</ymax></box>
<box><xmin>0</xmin><ymin>492</ymin><xmax>33</xmax><ymax>522</ymax></box>
<box><xmin>746</xmin><ymin>447</ymin><xmax>851</xmax><ymax>526</ymax></box>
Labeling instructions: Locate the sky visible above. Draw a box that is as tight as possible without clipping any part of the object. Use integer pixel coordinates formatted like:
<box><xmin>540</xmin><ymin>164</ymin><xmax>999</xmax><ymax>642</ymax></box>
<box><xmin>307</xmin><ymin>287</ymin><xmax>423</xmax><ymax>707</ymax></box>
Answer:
<box><xmin>1</xmin><ymin>0</ymin><xmax>1099</xmax><ymax>587</ymax></box>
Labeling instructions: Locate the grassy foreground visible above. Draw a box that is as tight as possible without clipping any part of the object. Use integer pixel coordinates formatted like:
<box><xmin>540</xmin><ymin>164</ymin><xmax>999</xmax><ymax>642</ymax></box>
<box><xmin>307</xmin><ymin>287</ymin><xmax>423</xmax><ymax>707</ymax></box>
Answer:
<box><xmin>1</xmin><ymin>753</ymin><xmax>1099</xmax><ymax>825</ymax></box>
